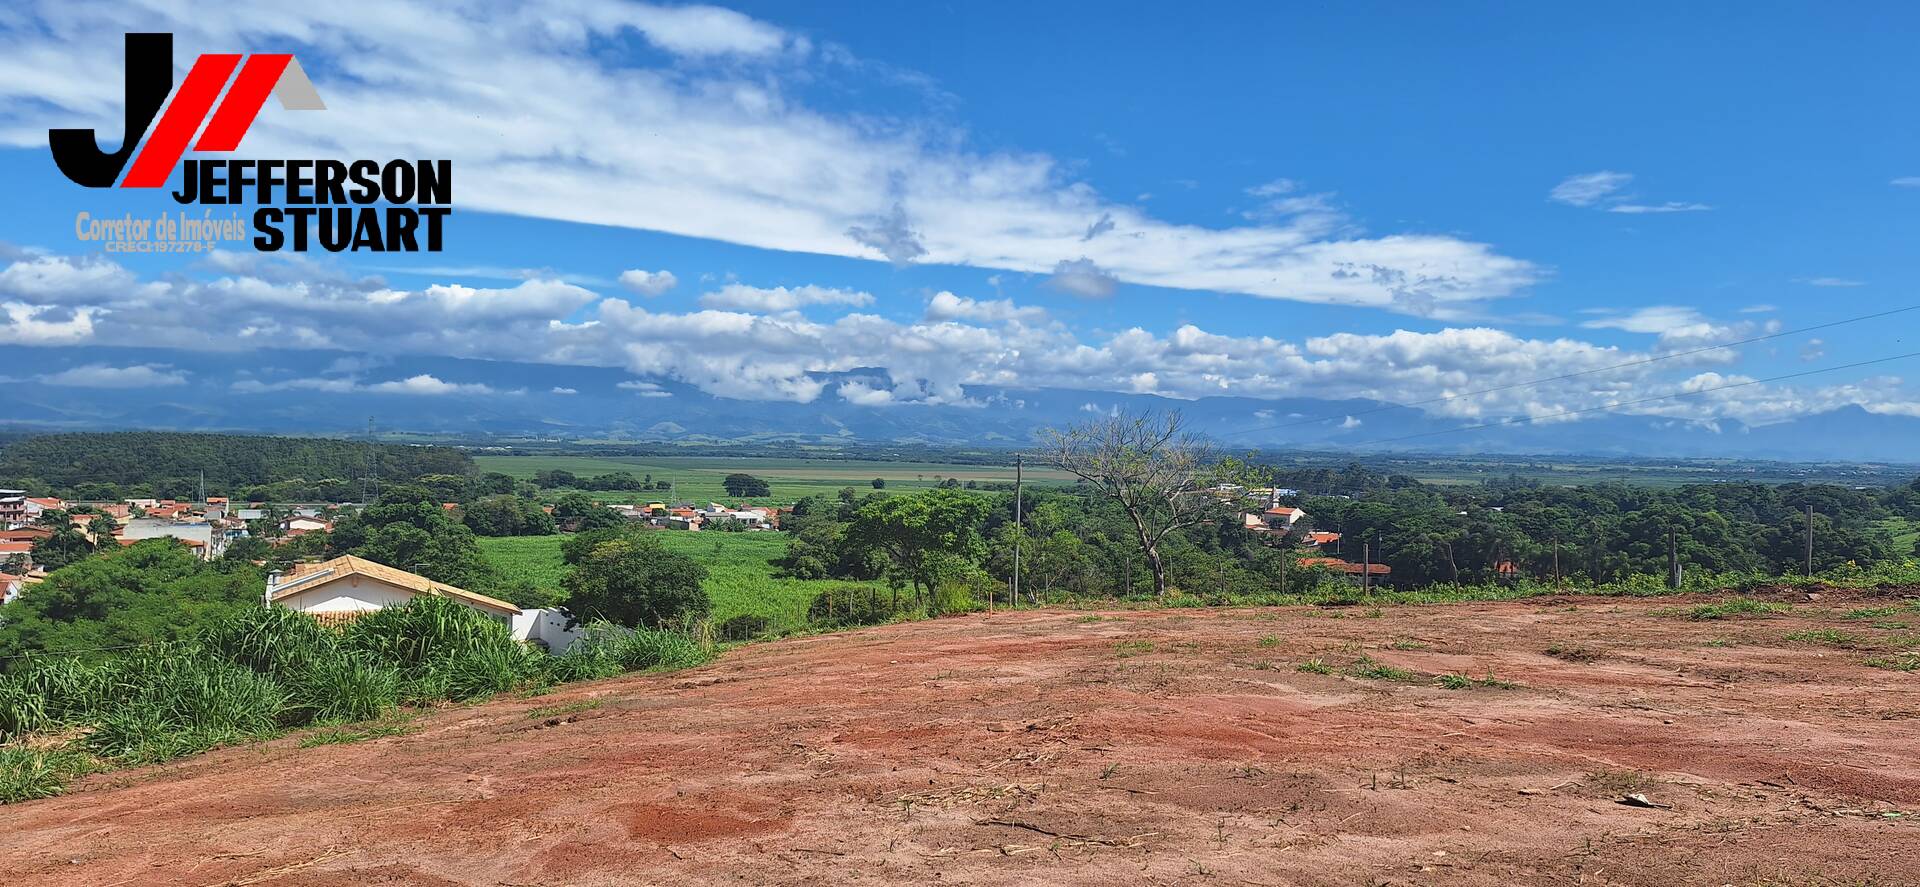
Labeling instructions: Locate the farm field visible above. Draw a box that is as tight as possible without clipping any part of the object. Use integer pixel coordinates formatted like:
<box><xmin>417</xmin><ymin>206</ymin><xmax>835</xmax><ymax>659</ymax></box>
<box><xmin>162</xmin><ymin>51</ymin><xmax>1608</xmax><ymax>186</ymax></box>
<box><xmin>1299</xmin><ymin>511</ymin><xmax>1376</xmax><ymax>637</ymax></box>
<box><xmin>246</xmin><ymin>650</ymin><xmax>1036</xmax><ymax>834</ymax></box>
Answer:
<box><xmin>5</xmin><ymin>588</ymin><xmax>1917</xmax><ymax>885</ymax></box>
<box><xmin>473</xmin><ymin>454</ymin><xmax>1073</xmax><ymax>505</ymax></box>
<box><xmin>478</xmin><ymin>531</ymin><xmax>888</xmax><ymax>634</ymax></box>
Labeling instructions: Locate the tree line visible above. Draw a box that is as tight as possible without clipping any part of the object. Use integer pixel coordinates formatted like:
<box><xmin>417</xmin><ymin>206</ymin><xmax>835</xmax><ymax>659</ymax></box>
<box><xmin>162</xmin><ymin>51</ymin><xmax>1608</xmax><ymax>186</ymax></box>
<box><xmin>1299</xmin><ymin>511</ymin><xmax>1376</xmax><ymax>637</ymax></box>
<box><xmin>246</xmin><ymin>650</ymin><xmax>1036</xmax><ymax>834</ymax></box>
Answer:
<box><xmin>0</xmin><ymin>432</ymin><xmax>472</xmax><ymax>502</ymax></box>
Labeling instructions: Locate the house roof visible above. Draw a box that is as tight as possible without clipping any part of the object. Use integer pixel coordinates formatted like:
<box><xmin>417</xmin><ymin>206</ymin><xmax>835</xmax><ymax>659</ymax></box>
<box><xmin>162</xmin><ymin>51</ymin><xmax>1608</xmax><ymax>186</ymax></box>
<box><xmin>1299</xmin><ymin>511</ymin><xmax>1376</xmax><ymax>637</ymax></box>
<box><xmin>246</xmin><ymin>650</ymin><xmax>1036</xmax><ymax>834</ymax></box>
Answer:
<box><xmin>1307</xmin><ymin>531</ymin><xmax>1342</xmax><ymax>545</ymax></box>
<box><xmin>0</xmin><ymin>541</ymin><xmax>33</xmax><ymax>553</ymax></box>
<box><xmin>1264</xmin><ymin>507</ymin><xmax>1302</xmax><ymax>516</ymax></box>
<box><xmin>271</xmin><ymin>555</ymin><xmax>519</xmax><ymax>615</ymax></box>
<box><xmin>1298</xmin><ymin>557</ymin><xmax>1390</xmax><ymax>575</ymax></box>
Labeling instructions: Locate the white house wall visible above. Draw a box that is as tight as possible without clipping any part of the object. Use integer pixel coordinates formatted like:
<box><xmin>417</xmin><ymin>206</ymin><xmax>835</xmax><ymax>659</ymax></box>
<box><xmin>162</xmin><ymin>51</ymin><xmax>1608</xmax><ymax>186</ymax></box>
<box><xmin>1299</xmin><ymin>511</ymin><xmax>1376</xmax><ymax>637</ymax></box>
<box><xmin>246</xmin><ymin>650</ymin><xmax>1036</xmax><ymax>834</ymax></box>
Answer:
<box><xmin>278</xmin><ymin>576</ymin><xmax>419</xmax><ymax>613</ymax></box>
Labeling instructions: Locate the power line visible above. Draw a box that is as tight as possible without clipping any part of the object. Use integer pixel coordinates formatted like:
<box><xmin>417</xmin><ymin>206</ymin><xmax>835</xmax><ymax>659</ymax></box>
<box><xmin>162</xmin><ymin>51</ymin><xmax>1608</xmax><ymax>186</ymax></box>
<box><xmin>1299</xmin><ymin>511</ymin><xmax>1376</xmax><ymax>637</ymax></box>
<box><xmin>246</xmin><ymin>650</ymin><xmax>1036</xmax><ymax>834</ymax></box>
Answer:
<box><xmin>1345</xmin><ymin>349</ymin><xmax>1920</xmax><ymax>448</ymax></box>
<box><xmin>1218</xmin><ymin>302</ymin><xmax>1920</xmax><ymax>439</ymax></box>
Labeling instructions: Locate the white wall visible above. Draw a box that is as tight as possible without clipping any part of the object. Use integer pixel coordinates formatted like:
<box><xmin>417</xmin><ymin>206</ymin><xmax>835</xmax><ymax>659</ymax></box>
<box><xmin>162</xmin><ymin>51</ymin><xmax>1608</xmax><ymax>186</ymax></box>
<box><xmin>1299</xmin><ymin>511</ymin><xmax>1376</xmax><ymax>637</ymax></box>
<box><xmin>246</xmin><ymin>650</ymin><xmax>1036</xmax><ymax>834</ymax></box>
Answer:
<box><xmin>511</xmin><ymin>608</ymin><xmax>582</xmax><ymax>653</ymax></box>
<box><xmin>277</xmin><ymin>575</ymin><xmax>419</xmax><ymax>613</ymax></box>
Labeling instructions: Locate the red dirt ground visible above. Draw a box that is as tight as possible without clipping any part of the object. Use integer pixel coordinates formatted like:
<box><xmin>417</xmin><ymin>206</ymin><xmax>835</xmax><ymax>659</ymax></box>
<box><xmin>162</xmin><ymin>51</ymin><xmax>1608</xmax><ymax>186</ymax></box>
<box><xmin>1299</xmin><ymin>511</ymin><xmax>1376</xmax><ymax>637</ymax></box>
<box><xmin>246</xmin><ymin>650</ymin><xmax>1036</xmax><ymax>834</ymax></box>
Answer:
<box><xmin>4</xmin><ymin>590</ymin><xmax>1918</xmax><ymax>886</ymax></box>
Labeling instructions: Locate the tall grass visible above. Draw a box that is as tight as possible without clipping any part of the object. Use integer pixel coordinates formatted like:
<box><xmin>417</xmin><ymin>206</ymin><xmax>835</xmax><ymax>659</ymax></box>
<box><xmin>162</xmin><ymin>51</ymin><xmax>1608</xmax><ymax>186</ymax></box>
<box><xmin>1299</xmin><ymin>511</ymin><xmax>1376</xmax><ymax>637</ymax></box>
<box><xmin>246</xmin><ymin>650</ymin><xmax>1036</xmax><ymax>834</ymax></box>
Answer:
<box><xmin>0</xmin><ymin>597</ymin><xmax>712</xmax><ymax>803</ymax></box>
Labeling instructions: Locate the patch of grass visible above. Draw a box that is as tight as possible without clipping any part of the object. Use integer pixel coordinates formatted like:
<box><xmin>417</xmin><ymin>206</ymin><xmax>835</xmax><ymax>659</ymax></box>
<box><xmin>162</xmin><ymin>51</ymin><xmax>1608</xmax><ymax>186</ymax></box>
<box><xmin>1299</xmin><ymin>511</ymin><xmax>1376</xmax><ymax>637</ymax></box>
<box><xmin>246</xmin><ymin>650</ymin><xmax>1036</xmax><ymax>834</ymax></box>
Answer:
<box><xmin>1387</xmin><ymin>639</ymin><xmax>1427</xmax><ymax>651</ymax></box>
<box><xmin>298</xmin><ymin>722</ymin><xmax>411</xmax><ymax>748</ymax></box>
<box><xmin>1346</xmin><ymin>656</ymin><xmax>1417</xmax><ymax>682</ymax></box>
<box><xmin>1584</xmin><ymin>767</ymin><xmax>1657</xmax><ymax>796</ymax></box>
<box><xmin>1545</xmin><ymin>643</ymin><xmax>1602</xmax><ymax>662</ymax></box>
<box><xmin>527</xmin><ymin>699</ymin><xmax>602</xmax><ymax>720</ymax></box>
<box><xmin>1784</xmin><ymin>629</ymin><xmax>1866</xmax><ymax>649</ymax></box>
<box><xmin>1436</xmin><ymin>672</ymin><xmax>1518</xmax><ymax>690</ymax></box>
<box><xmin>1115</xmin><ymin>640</ymin><xmax>1155</xmax><ymax>657</ymax></box>
<box><xmin>1295</xmin><ymin>658</ymin><xmax>1334</xmax><ymax>675</ymax></box>
<box><xmin>1665</xmin><ymin>597</ymin><xmax>1790</xmax><ymax>620</ymax></box>
<box><xmin>1255</xmin><ymin>635</ymin><xmax>1280</xmax><ymax>649</ymax></box>
<box><xmin>1864</xmin><ymin>653</ymin><xmax>1920</xmax><ymax>672</ymax></box>
<box><xmin>1703</xmin><ymin>638</ymin><xmax>1737</xmax><ymax>648</ymax></box>
<box><xmin>1843</xmin><ymin>606</ymin><xmax>1902</xmax><ymax>620</ymax></box>
<box><xmin>0</xmin><ymin>747</ymin><xmax>97</xmax><ymax>804</ymax></box>
<box><xmin>1871</xmin><ymin>620</ymin><xmax>1911</xmax><ymax>631</ymax></box>
<box><xmin>1077</xmin><ymin>615</ymin><xmax>1105</xmax><ymax>623</ymax></box>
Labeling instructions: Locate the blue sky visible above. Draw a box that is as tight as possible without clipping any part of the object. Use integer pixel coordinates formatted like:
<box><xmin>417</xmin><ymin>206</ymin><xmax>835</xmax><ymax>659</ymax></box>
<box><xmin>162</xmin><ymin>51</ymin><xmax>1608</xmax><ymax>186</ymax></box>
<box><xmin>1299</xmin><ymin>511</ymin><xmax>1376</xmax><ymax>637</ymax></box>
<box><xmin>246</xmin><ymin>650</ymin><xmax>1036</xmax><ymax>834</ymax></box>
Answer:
<box><xmin>0</xmin><ymin>1</ymin><xmax>1915</xmax><ymax>432</ymax></box>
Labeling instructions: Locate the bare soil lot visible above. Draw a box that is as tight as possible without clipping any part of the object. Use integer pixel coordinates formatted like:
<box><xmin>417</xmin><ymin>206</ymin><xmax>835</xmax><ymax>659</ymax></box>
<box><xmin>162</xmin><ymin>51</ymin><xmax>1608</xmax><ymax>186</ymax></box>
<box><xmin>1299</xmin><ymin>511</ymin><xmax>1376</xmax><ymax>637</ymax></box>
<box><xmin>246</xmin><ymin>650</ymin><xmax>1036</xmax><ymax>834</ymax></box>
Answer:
<box><xmin>4</xmin><ymin>590</ymin><xmax>1917</xmax><ymax>886</ymax></box>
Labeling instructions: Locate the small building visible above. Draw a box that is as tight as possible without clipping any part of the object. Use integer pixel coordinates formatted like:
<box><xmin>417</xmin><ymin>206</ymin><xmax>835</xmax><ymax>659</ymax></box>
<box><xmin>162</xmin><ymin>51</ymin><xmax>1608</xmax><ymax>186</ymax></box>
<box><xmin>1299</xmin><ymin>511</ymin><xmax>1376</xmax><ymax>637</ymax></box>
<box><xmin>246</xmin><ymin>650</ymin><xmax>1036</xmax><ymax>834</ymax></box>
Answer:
<box><xmin>118</xmin><ymin>518</ymin><xmax>222</xmax><ymax>559</ymax></box>
<box><xmin>280</xmin><ymin>515</ymin><xmax>333</xmax><ymax>535</ymax></box>
<box><xmin>1298</xmin><ymin>557</ymin><xmax>1391</xmax><ymax>586</ymax></box>
<box><xmin>267</xmin><ymin>555</ymin><xmax>520</xmax><ymax>628</ymax></box>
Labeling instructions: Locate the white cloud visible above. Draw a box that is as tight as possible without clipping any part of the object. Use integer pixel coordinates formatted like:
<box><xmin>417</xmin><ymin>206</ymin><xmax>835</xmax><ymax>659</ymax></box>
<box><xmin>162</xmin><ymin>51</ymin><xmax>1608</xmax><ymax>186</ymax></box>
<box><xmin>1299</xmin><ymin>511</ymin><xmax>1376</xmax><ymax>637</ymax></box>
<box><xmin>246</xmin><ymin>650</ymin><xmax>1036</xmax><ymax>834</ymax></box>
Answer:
<box><xmin>1</xmin><ymin>302</ymin><xmax>96</xmax><ymax>344</ymax></box>
<box><xmin>0</xmin><ymin>2</ymin><xmax>1536</xmax><ymax>316</ymax></box>
<box><xmin>1606</xmin><ymin>201</ymin><xmax>1711</xmax><ymax>214</ymax></box>
<box><xmin>1797</xmin><ymin>277</ymin><xmax>1865</xmax><ymax>288</ymax></box>
<box><xmin>1551</xmin><ymin>171</ymin><xmax>1707</xmax><ymax>214</ymax></box>
<box><xmin>618</xmin><ymin>269</ymin><xmax>678</xmax><ymax>297</ymax></box>
<box><xmin>551</xmin><ymin>386</ymin><xmax>578</xmax><ymax>395</ymax></box>
<box><xmin>367</xmin><ymin>374</ymin><xmax>497</xmax><ymax>395</ymax></box>
<box><xmin>2</xmin><ymin>249</ymin><xmax>1911</xmax><ymax>425</ymax></box>
<box><xmin>1339</xmin><ymin>415</ymin><xmax>1362</xmax><ymax>429</ymax></box>
<box><xmin>1043</xmin><ymin>258</ymin><xmax>1119</xmax><ymax>298</ymax></box>
<box><xmin>1549</xmin><ymin>171</ymin><xmax>1632</xmax><ymax>207</ymax></box>
<box><xmin>924</xmin><ymin>291</ymin><xmax>1049</xmax><ymax>325</ymax></box>
<box><xmin>39</xmin><ymin>363</ymin><xmax>187</xmax><ymax>388</ymax></box>
<box><xmin>1891</xmin><ymin>177</ymin><xmax>1920</xmax><ymax>187</ymax></box>
<box><xmin>698</xmin><ymin>284</ymin><xmax>873</xmax><ymax>312</ymax></box>
<box><xmin>617</xmin><ymin>380</ymin><xmax>673</xmax><ymax>398</ymax></box>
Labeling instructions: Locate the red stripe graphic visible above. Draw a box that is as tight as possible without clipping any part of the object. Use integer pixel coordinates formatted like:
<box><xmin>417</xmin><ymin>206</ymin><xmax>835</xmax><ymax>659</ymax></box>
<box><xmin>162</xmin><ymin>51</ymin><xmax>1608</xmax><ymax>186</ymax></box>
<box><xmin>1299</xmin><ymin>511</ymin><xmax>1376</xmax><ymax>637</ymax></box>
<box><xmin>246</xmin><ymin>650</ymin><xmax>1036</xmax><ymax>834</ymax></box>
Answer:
<box><xmin>194</xmin><ymin>54</ymin><xmax>291</xmax><ymax>152</ymax></box>
<box><xmin>120</xmin><ymin>53</ymin><xmax>241</xmax><ymax>188</ymax></box>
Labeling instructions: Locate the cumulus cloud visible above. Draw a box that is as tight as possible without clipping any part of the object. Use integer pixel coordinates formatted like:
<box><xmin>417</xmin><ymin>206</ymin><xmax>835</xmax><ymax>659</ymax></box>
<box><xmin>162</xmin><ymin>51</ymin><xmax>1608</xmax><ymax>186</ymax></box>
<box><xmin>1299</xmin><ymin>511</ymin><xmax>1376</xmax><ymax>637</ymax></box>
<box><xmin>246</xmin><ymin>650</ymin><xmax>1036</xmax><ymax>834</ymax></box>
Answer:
<box><xmin>367</xmin><ymin>374</ymin><xmax>497</xmax><ymax>395</ymax></box>
<box><xmin>618</xmin><ymin>269</ymin><xmax>678</xmax><ymax>297</ymax></box>
<box><xmin>39</xmin><ymin>363</ymin><xmax>188</xmax><ymax>388</ymax></box>
<box><xmin>2</xmin><ymin>249</ymin><xmax>1912</xmax><ymax>425</ymax></box>
<box><xmin>551</xmin><ymin>386</ymin><xmax>578</xmax><ymax>395</ymax></box>
<box><xmin>1043</xmin><ymin>258</ymin><xmax>1119</xmax><ymax>298</ymax></box>
<box><xmin>0</xmin><ymin>2</ymin><xmax>1536</xmax><ymax>315</ymax></box>
<box><xmin>1</xmin><ymin>302</ymin><xmax>97</xmax><ymax>344</ymax></box>
<box><xmin>698</xmin><ymin>284</ymin><xmax>873</xmax><ymax>312</ymax></box>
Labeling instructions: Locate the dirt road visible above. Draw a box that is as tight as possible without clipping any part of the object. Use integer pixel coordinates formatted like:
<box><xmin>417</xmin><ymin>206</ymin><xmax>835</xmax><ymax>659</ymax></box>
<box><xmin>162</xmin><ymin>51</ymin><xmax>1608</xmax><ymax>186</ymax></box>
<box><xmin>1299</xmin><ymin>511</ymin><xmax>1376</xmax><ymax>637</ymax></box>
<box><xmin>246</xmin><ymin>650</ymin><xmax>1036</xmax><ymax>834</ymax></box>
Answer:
<box><xmin>3</xmin><ymin>591</ymin><xmax>1917</xmax><ymax>885</ymax></box>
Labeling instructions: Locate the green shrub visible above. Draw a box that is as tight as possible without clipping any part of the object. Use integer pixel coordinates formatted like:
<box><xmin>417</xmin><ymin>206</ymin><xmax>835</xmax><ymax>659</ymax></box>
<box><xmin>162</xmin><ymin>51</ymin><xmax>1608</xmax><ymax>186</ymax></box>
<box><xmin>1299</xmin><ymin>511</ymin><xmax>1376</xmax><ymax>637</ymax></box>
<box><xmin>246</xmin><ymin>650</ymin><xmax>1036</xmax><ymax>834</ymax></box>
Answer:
<box><xmin>200</xmin><ymin>605</ymin><xmax>341</xmax><ymax>677</ymax></box>
<box><xmin>0</xmin><ymin>747</ymin><xmax>94</xmax><ymax>804</ymax></box>
<box><xmin>430</xmin><ymin>643</ymin><xmax>544</xmax><ymax>702</ymax></box>
<box><xmin>85</xmin><ymin>649</ymin><xmax>289</xmax><ymax>763</ymax></box>
<box><xmin>341</xmin><ymin>596</ymin><xmax>519</xmax><ymax>669</ymax></box>
<box><xmin>283</xmin><ymin>656</ymin><xmax>402</xmax><ymax>723</ymax></box>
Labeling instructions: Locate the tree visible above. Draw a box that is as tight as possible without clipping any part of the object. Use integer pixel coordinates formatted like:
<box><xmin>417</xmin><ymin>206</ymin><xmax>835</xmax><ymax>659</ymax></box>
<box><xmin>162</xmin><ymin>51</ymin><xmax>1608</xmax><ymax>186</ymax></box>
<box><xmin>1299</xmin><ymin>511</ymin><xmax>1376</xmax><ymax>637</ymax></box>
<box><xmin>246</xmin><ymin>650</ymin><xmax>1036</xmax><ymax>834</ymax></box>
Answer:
<box><xmin>462</xmin><ymin>495</ymin><xmax>557</xmax><ymax>536</ymax></box>
<box><xmin>325</xmin><ymin>485</ymin><xmax>499</xmax><ymax>592</ymax></box>
<box><xmin>31</xmin><ymin>529</ymin><xmax>96</xmax><ymax>572</ymax></box>
<box><xmin>723</xmin><ymin>473</ymin><xmax>771</xmax><ymax>498</ymax></box>
<box><xmin>1039</xmin><ymin>409</ymin><xmax>1217</xmax><ymax>597</ymax></box>
<box><xmin>843</xmin><ymin>488</ymin><xmax>992</xmax><ymax>610</ymax></box>
<box><xmin>562</xmin><ymin>534</ymin><xmax>709</xmax><ymax>627</ymax></box>
<box><xmin>551</xmin><ymin>492</ymin><xmax>626</xmax><ymax>532</ymax></box>
<box><xmin>0</xmin><ymin>541</ymin><xmax>262</xmax><ymax>656</ymax></box>
<box><xmin>871</xmin><ymin>478</ymin><xmax>886</xmax><ymax>489</ymax></box>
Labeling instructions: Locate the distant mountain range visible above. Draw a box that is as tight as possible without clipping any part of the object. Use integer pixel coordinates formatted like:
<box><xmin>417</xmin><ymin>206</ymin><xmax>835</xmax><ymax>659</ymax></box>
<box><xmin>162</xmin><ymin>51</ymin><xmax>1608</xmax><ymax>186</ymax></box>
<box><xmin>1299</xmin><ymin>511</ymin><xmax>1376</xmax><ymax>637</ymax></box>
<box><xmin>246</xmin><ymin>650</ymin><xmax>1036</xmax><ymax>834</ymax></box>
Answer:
<box><xmin>3</xmin><ymin>346</ymin><xmax>1916</xmax><ymax>463</ymax></box>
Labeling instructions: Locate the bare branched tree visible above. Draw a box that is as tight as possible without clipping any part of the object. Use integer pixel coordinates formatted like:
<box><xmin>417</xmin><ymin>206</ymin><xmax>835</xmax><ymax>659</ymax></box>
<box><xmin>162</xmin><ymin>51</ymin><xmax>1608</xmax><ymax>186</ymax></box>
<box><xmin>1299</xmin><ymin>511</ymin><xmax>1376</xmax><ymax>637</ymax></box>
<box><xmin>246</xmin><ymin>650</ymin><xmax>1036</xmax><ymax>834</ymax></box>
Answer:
<box><xmin>1038</xmin><ymin>409</ymin><xmax>1216</xmax><ymax>597</ymax></box>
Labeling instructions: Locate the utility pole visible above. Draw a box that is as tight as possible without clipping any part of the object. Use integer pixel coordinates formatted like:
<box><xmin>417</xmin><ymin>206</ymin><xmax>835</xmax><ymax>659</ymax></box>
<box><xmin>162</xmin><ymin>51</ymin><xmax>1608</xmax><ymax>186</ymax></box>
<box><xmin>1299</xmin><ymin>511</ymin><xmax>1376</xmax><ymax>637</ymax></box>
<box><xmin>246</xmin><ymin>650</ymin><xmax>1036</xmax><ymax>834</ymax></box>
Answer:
<box><xmin>1011</xmin><ymin>454</ymin><xmax>1023</xmax><ymax>611</ymax></box>
<box><xmin>1552</xmin><ymin>539</ymin><xmax>1562</xmax><ymax>588</ymax></box>
<box><xmin>1805</xmin><ymin>504</ymin><xmax>1815</xmax><ymax>578</ymax></box>
<box><xmin>1361</xmin><ymin>540</ymin><xmax>1371</xmax><ymax>596</ymax></box>
<box><xmin>1667</xmin><ymin>526</ymin><xmax>1681</xmax><ymax>589</ymax></box>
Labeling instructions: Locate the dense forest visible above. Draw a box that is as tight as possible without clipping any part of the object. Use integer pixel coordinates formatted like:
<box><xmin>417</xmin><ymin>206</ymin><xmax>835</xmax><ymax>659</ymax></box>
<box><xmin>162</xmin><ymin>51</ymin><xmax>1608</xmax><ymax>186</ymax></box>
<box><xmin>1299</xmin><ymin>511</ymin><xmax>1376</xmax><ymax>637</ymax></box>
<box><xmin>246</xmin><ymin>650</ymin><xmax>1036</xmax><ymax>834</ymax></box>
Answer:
<box><xmin>0</xmin><ymin>432</ymin><xmax>473</xmax><ymax>502</ymax></box>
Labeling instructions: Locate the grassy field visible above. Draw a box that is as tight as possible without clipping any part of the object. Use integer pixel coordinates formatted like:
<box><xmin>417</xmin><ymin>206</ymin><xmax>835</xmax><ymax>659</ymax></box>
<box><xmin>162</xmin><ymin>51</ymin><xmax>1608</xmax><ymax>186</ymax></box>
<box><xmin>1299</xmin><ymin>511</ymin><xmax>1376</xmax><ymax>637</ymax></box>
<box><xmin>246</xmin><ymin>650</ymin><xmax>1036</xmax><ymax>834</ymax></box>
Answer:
<box><xmin>1877</xmin><ymin>517</ymin><xmax>1919</xmax><ymax>554</ymax></box>
<box><xmin>472</xmin><ymin>454</ymin><xmax>1072</xmax><ymax>506</ymax></box>
<box><xmin>477</xmin><ymin>531</ymin><xmax>890</xmax><ymax>634</ymax></box>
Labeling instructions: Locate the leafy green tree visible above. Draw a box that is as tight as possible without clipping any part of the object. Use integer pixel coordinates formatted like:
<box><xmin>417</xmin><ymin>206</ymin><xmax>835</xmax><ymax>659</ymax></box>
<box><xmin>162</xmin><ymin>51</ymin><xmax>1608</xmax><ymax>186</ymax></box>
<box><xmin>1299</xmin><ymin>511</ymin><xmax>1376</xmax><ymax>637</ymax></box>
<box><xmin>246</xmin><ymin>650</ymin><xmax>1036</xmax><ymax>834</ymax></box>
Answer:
<box><xmin>552</xmin><ymin>493</ymin><xmax>626</xmax><ymax>532</ymax></box>
<box><xmin>871</xmin><ymin>478</ymin><xmax>886</xmax><ymax>489</ymax></box>
<box><xmin>325</xmin><ymin>485</ymin><xmax>498</xmax><ymax>591</ymax></box>
<box><xmin>476</xmin><ymin>472</ymin><xmax>517</xmax><ymax>495</ymax></box>
<box><xmin>462</xmin><ymin>495</ymin><xmax>557</xmax><ymax>536</ymax></box>
<box><xmin>844</xmin><ymin>488</ymin><xmax>992</xmax><ymax>610</ymax></box>
<box><xmin>532</xmin><ymin>469</ymin><xmax>578</xmax><ymax>489</ymax></box>
<box><xmin>562</xmin><ymin>534</ymin><xmax>708</xmax><ymax>627</ymax></box>
<box><xmin>31</xmin><ymin>529</ymin><xmax>96</xmax><ymax>572</ymax></box>
<box><xmin>723</xmin><ymin>473</ymin><xmax>771</xmax><ymax>498</ymax></box>
<box><xmin>0</xmin><ymin>541</ymin><xmax>263</xmax><ymax>656</ymax></box>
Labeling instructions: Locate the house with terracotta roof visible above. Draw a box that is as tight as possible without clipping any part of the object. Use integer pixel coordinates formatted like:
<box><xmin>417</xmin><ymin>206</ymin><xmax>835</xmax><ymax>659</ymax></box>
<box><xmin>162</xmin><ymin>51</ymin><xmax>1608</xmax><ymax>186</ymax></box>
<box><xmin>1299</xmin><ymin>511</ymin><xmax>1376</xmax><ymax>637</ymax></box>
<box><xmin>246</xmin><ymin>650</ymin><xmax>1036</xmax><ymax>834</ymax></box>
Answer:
<box><xmin>267</xmin><ymin>555</ymin><xmax>520</xmax><ymax>628</ymax></box>
<box><xmin>1298</xmin><ymin>556</ymin><xmax>1390</xmax><ymax>586</ymax></box>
